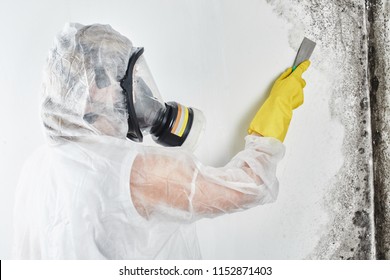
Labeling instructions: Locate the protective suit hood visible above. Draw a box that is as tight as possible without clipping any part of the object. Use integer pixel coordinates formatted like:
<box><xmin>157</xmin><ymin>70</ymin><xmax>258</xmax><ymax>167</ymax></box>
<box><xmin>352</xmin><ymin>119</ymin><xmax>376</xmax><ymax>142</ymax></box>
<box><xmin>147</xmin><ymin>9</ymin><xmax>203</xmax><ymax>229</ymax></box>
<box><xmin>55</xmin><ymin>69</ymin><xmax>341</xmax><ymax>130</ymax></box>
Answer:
<box><xmin>41</xmin><ymin>23</ymin><xmax>133</xmax><ymax>143</ymax></box>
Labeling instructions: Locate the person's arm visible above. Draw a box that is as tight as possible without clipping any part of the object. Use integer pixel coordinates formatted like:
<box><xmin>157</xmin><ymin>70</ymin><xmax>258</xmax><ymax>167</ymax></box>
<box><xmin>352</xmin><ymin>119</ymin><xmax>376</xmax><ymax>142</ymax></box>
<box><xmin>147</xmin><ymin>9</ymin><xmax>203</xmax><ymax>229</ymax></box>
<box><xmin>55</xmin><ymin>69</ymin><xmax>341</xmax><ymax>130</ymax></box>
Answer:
<box><xmin>130</xmin><ymin>135</ymin><xmax>284</xmax><ymax>222</ymax></box>
<box><xmin>130</xmin><ymin>61</ymin><xmax>310</xmax><ymax>222</ymax></box>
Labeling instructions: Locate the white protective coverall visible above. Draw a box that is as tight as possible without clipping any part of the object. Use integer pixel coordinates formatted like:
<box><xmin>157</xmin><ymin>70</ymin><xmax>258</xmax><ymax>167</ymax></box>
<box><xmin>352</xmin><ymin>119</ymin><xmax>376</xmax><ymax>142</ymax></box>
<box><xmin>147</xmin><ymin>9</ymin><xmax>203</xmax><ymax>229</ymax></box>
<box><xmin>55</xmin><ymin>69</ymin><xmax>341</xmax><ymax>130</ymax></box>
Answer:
<box><xmin>12</xmin><ymin>23</ymin><xmax>285</xmax><ymax>259</ymax></box>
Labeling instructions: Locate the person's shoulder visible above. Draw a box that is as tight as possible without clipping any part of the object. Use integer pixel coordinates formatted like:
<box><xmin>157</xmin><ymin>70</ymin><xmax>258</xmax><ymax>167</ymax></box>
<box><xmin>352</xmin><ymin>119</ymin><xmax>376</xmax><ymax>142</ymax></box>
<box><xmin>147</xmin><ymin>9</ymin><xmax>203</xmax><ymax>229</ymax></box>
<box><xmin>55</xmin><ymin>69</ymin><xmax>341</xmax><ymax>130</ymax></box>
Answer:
<box><xmin>54</xmin><ymin>136</ymin><xmax>138</xmax><ymax>169</ymax></box>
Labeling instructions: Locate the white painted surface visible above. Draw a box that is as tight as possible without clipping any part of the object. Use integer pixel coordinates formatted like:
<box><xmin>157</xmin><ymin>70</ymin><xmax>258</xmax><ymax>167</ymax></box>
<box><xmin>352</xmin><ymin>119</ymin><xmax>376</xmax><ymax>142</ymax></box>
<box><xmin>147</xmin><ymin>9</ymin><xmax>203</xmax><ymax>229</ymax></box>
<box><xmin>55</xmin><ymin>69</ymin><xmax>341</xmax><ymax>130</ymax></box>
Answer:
<box><xmin>0</xmin><ymin>0</ymin><xmax>344</xmax><ymax>259</ymax></box>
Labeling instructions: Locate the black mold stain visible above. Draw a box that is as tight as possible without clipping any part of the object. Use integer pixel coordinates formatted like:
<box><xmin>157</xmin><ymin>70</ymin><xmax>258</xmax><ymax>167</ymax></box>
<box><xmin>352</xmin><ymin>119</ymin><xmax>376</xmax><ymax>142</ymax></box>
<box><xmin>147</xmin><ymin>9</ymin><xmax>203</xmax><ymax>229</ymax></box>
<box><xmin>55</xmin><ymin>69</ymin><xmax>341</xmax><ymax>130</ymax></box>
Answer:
<box><xmin>366</xmin><ymin>0</ymin><xmax>390</xmax><ymax>259</ymax></box>
<box><xmin>360</xmin><ymin>97</ymin><xmax>369</xmax><ymax>110</ymax></box>
<box><xmin>370</xmin><ymin>76</ymin><xmax>379</xmax><ymax>93</ymax></box>
<box><xmin>373</xmin><ymin>130</ymin><xmax>381</xmax><ymax>145</ymax></box>
<box><xmin>353</xmin><ymin>211</ymin><xmax>369</xmax><ymax>228</ymax></box>
<box><xmin>368</xmin><ymin>45</ymin><xmax>379</xmax><ymax>105</ymax></box>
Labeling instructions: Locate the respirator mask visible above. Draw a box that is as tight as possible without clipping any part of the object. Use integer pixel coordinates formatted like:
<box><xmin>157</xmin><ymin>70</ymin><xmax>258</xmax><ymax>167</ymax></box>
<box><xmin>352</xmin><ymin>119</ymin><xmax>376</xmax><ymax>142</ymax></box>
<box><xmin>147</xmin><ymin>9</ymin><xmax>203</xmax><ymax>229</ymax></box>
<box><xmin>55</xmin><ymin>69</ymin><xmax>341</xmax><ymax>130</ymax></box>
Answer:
<box><xmin>120</xmin><ymin>47</ymin><xmax>205</xmax><ymax>150</ymax></box>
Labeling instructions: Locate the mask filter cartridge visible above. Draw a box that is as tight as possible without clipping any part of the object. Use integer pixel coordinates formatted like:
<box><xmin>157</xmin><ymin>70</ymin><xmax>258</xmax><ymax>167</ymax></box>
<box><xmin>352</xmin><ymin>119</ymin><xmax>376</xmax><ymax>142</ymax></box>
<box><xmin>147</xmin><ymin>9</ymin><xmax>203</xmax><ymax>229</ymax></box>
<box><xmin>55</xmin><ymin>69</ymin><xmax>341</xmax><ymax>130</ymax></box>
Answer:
<box><xmin>151</xmin><ymin>102</ymin><xmax>194</xmax><ymax>147</ymax></box>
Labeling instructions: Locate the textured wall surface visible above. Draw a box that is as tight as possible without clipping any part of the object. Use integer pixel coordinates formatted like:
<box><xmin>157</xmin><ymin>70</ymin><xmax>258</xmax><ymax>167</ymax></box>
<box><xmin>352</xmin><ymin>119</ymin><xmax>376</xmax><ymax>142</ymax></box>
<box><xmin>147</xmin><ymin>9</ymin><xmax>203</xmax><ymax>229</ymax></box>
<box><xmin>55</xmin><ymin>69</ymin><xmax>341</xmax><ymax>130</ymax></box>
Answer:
<box><xmin>261</xmin><ymin>0</ymin><xmax>390</xmax><ymax>259</ymax></box>
<box><xmin>368</xmin><ymin>0</ymin><xmax>390</xmax><ymax>259</ymax></box>
<box><xmin>262</xmin><ymin>0</ymin><xmax>376</xmax><ymax>260</ymax></box>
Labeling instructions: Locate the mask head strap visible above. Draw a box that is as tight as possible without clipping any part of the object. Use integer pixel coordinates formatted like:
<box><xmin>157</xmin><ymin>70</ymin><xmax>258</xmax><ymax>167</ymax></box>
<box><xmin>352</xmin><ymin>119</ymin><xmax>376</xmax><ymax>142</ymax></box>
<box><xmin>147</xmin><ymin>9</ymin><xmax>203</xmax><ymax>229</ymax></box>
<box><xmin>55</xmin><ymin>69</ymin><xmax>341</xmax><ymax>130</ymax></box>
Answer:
<box><xmin>120</xmin><ymin>47</ymin><xmax>144</xmax><ymax>142</ymax></box>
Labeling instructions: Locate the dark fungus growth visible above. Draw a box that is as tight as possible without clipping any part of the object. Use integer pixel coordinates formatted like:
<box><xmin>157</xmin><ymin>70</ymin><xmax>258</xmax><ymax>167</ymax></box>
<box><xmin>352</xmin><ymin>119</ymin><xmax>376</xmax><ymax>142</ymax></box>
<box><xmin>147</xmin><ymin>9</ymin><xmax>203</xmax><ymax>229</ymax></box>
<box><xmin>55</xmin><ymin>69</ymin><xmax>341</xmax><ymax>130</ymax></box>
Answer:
<box><xmin>353</xmin><ymin>210</ymin><xmax>370</xmax><ymax>228</ymax></box>
<box><xmin>360</xmin><ymin>97</ymin><xmax>369</xmax><ymax>110</ymax></box>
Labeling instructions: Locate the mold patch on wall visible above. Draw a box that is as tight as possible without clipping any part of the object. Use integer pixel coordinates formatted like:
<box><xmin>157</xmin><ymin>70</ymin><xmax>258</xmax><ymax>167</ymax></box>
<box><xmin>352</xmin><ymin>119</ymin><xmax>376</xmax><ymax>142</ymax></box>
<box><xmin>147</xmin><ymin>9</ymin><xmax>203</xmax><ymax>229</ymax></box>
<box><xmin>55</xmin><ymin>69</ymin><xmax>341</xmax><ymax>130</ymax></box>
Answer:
<box><xmin>367</xmin><ymin>0</ymin><xmax>390</xmax><ymax>259</ymax></box>
<box><xmin>265</xmin><ymin>0</ymin><xmax>376</xmax><ymax>259</ymax></box>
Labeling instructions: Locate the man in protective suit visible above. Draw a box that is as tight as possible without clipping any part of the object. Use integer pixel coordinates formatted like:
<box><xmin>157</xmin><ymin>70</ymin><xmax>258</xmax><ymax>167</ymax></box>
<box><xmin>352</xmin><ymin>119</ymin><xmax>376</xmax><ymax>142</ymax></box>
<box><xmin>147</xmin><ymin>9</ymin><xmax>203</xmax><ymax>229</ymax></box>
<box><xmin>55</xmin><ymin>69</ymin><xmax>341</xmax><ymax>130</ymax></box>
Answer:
<box><xmin>13</xmin><ymin>23</ymin><xmax>310</xmax><ymax>259</ymax></box>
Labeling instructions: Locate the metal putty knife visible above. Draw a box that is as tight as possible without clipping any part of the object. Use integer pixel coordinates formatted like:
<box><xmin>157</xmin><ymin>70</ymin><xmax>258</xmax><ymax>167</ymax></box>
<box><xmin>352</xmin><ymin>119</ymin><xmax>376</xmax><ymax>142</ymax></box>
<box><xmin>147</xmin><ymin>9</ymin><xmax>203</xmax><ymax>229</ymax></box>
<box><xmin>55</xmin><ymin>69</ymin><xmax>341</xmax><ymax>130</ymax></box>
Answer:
<box><xmin>292</xmin><ymin>37</ymin><xmax>316</xmax><ymax>71</ymax></box>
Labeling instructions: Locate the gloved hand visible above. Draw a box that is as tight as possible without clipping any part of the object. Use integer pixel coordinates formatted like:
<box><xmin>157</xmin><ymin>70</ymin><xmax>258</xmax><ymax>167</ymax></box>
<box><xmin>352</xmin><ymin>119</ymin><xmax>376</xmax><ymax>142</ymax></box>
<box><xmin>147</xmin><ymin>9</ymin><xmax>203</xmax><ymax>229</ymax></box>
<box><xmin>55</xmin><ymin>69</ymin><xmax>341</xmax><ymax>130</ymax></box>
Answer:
<box><xmin>248</xmin><ymin>60</ymin><xmax>310</xmax><ymax>142</ymax></box>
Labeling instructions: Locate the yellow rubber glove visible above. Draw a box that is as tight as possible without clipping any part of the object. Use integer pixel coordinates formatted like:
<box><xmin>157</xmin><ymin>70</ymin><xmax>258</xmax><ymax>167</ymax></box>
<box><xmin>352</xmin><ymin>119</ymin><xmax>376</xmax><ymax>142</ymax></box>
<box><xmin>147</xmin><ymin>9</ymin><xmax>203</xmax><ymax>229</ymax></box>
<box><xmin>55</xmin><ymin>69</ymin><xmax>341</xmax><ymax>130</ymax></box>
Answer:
<box><xmin>248</xmin><ymin>60</ymin><xmax>310</xmax><ymax>142</ymax></box>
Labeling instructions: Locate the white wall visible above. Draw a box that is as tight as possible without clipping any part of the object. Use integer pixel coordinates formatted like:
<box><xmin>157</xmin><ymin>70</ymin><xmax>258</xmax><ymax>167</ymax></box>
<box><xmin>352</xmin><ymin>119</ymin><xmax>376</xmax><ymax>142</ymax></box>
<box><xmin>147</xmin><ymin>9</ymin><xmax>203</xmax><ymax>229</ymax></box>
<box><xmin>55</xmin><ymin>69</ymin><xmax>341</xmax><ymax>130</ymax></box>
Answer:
<box><xmin>0</xmin><ymin>0</ymin><xmax>344</xmax><ymax>259</ymax></box>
